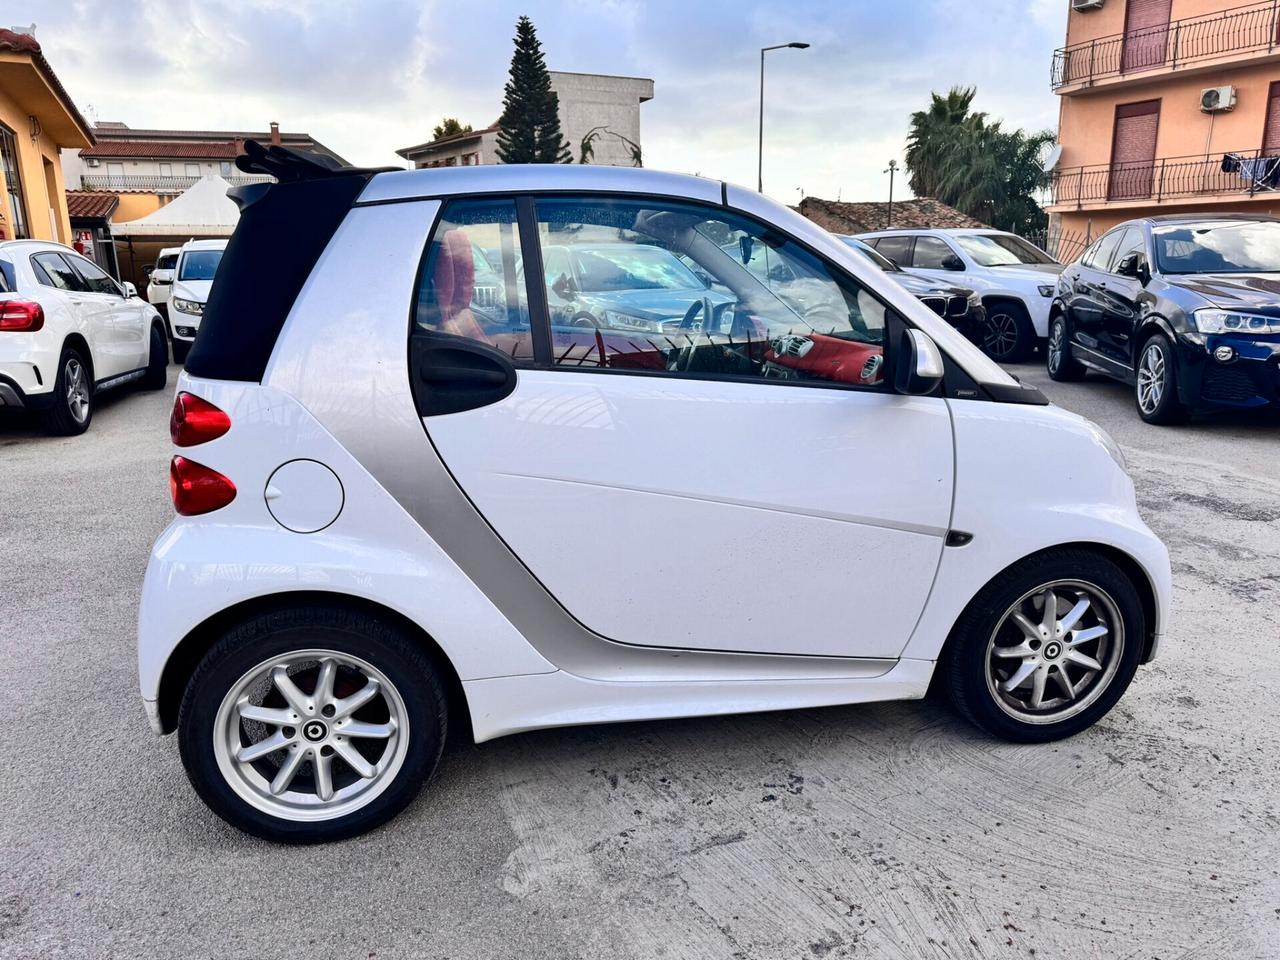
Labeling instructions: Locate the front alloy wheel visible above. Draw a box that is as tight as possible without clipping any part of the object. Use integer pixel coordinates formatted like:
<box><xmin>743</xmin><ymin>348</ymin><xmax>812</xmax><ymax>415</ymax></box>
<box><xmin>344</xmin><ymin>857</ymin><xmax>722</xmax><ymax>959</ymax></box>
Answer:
<box><xmin>1134</xmin><ymin>334</ymin><xmax>1189</xmax><ymax>425</ymax></box>
<box><xmin>942</xmin><ymin>548</ymin><xmax>1145</xmax><ymax>742</ymax></box>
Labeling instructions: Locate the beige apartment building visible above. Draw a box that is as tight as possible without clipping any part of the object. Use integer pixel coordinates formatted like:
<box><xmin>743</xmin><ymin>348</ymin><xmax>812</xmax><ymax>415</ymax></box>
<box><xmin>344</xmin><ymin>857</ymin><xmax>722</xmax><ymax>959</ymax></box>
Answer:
<box><xmin>1047</xmin><ymin>0</ymin><xmax>1280</xmax><ymax>256</ymax></box>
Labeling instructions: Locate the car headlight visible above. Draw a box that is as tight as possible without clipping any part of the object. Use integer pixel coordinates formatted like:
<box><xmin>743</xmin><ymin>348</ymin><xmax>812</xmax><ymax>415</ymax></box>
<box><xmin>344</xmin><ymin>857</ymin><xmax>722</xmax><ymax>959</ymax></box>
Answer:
<box><xmin>1037</xmin><ymin>284</ymin><xmax>1055</xmax><ymax>298</ymax></box>
<box><xmin>1192</xmin><ymin>308</ymin><xmax>1280</xmax><ymax>335</ymax></box>
<box><xmin>173</xmin><ymin>298</ymin><xmax>205</xmax><ymax>316</ymax></box>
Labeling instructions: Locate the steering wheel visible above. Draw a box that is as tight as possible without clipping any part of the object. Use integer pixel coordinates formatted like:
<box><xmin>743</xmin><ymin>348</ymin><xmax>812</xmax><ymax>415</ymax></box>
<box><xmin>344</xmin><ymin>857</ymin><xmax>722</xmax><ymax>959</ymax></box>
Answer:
<box><xmin>677</xmin><ymin>296</ymin><xmax>718</xmax><ymax>333</ymax></box>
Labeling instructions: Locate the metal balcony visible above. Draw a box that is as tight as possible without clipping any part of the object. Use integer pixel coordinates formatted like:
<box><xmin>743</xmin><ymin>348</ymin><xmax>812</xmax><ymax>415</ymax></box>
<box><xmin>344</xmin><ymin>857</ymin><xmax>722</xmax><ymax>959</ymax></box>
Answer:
<box><xmin>1052</xmin><ymin>0</ymin><xmax>1280</xmax><ymax>89</ymax></box>
<box><xmin>77</xmin><ymin>174</ymin><xmax>275</xmax><ymax>193</ymax></box>
<box><xmin>1049</xmin><ymin>148</ymin><xmax>1280</xmax><ymax>207</ymax></box>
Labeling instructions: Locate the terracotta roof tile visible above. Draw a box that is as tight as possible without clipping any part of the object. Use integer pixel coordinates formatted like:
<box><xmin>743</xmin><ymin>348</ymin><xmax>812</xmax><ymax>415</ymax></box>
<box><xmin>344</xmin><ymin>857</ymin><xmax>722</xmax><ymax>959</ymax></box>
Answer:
<box><xmin>798</xmin><ymin>196</ymin><xmax>988</xmax><ymax>235</ymax></box>
<box><xmin>65</xmin><ymin>191</ymin><xmax>119</xmax><ymax>219</ymax></box>
<box><xmin>0</xmin><ymin>29</ymin><xmax>94</xmax><ymax>146</ymax></box>
<box><xmin>80</xmin><ymin>140</ymin><xmax>244</xmax><ymax>160</ymax></box>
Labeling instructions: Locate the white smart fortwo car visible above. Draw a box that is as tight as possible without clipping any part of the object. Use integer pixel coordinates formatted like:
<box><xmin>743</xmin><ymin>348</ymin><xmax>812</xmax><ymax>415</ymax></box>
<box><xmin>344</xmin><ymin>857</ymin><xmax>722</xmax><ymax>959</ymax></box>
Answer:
<box><xmin>138</xmin><ymin>143</ymin><xmax>1171</xmax><ymax>843</ymax></box>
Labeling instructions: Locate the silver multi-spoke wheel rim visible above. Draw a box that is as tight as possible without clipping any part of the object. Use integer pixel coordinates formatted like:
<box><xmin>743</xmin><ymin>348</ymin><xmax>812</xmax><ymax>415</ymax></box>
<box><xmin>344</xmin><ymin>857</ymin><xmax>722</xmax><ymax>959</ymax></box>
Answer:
<box><xmin>213</xmin><ymin>650</ymin><xmax>409</xmax><ymax>822</ymax></box>
<box><xmin>1047</xmin><ymin>322</ymin><xmax>1064</xmax><ymax>373</ymax></box>
<box><xmin>1136</xmin><ymin>343</ymin><xmax>1165</xmax><ymax>414</ymax></box>
<box><xmin>65</xmin><ymin>358</ymin><xmax>90</xmax><ymax>423</ymax></box>
<box><xmin>982</xmin><ymin>312</ymin><xmax>1018</xmax><ymax>359</ymax></box>
<box><xmin>985</xmin><ymin>579</ymin><xmax>1124</xmax><ymax>724</ymax></box>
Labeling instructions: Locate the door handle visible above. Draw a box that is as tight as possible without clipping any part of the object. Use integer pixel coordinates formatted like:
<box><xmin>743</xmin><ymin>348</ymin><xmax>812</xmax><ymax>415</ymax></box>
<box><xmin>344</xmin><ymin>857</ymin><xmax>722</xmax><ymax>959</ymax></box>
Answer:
<box><xmin>410</xmin><ymin>332</ymin><xmax>517</xmax><ymax>417</ymax></box>
<box><xmin>419</xmin><ymin>364</ymin><xmax>509</xmax><ymax>385</ymax></box>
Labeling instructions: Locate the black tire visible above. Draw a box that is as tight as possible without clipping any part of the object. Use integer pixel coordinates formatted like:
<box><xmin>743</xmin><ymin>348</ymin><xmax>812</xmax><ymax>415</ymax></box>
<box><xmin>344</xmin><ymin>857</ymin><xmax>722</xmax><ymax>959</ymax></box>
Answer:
<box><xmin>172</xmin><ymin>338</ymin><xmax>191</xmax><ymax>364</ymax></box>
<box><xmin>1134</xmin><ymin>333</ymin><xmax>1190</xmax><ymax>425</ymax></box>
<box><xmin>140</xmin><ymin>324</ymin><xmax>168</xmax><ymax>390</ymax></box>
<box><xmin>178</xmin><ymin>604</ymin><xmax>447</xmax><ymax>844</ymax></box>
<box><xmin>941</xmin><ymin>548</ymin><xmax>1145</xmax><ymax>743</ymax></box>
<box><xmin>978</xmin><ymin>299</ymin><xmax>1036</xmax><ymax>363</ymax></box>
<box><xmin>1046</xmin><ymin>314</ymin><xmax>1087</xmax><ymax>382</ymax></box>
<box><xmin>41</xmin><ymin>344</ymin><xmax>93</xmax><ymax>436</ymax></box>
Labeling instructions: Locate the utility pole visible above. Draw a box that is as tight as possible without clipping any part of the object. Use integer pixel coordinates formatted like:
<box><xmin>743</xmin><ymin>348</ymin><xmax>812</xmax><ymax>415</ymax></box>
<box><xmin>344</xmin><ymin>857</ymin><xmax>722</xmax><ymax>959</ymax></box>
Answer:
<box><xmin>884</xmin><ymin>160</ymin><xmax>898</xmax><ymax>229</ymax></box>
<box><xmin>758</xmin><ymin>42</ymin><xmax>810</xmax><ymax>193</ymax></box>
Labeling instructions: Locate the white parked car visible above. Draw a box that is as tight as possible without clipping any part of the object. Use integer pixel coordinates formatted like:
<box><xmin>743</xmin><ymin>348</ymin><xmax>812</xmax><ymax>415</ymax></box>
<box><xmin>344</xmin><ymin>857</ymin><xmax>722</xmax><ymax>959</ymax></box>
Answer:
<box><xmin>145</xmin><ymin>246</ymin><xmax>181</xmax><ymax>315</ymax></box>
<box><xmin>0</xmin><ymin>240</ymin><xmax>168</xmax><ymax>434</ymax></box>
<box><xmin>167</xmin><ymin>238</ymin><xmax>227</xmax><ymax>362</ymax></box>
<box><xmin>138</xmin><ymin>147</ymin><xmax>1170</xmax><ymax>843</ymax></box>
<box><xmin>856</xmin><ymin>229</ymin><xmax>1064</xmax><ymax>363</ymax></box>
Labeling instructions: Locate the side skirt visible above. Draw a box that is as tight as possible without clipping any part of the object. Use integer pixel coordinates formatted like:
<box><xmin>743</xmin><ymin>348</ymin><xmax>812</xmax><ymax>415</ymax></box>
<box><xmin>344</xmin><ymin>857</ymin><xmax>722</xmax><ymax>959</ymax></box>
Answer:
<box><xmin>462</xmin><ymin>658</ymin><xmax>934</xmax><ymax>742</ymax></box>
<box><xmin>96</xmin><ymin>368</ymin><xmax>146</xmax><ymax>392</ymax></box>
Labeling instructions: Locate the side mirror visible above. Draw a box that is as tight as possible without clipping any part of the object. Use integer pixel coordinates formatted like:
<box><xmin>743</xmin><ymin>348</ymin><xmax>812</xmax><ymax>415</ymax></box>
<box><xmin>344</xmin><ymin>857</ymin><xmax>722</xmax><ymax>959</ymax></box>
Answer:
<box><xmin>1116</xmin><ymin>253</ymin><xmax>1149</xmax><ymax>284</ymax></box>
<box><xmin>550</xmin><ymin>272</ymin><xmax>576</xmax><ymax>301</ymax></box>
<box><xmin>941</xmin><ymin>254</ymin><xmax>965</xmax><ymax>271</ymax></box>
<box><xmin>895</xmin><ymin>328</ymin><xmax>945</xmax><ymax>396</ymax></box>
<box><xmin>122</xmin><ymin>281</ymin><xmax>138</xmax><ymax>298</ymax></box>
<box><xmin>739</xmin><ymin>235</ymin><xmax>754</xmax><ymax>266</ymax></box>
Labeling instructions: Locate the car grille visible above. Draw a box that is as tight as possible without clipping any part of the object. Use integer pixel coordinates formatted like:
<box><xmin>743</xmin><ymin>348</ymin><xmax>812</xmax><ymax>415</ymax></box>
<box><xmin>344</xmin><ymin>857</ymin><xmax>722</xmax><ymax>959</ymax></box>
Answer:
<box><xmin>919</xmin><ymin>295</ymin><xmax>946</xmax><ymax>316</ymax></box>
<box><xmin>1201</xmin><ymin>366</ymin><xmax>1259</xmax><ymax>403</ymax></box>
<box><xmin>472</xmin><ymin>285</ymin><xmax>499</xmax><ymax>309</ymax></box>
<box><xmin>946</xmin><ymin>295</ymin><xmax>969</xmax><ymax>318</ymax></box>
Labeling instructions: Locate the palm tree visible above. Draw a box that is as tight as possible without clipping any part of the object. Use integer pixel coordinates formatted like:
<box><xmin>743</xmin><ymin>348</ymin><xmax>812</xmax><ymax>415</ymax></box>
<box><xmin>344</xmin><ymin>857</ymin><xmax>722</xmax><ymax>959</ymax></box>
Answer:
<box><xmin>905</xmin><ymin>87</ymin><xmax>982</xmax><ymax>199</ymax></box>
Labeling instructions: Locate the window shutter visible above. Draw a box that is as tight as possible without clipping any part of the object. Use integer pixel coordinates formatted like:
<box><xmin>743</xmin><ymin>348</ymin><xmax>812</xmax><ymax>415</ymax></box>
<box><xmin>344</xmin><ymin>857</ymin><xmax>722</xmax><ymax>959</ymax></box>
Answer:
<box><xmin>1109</xmin><ymin>101</ymin><xmax>1161</xmax><ymax>200</ymax></box>
<box><xmin>1121</xmin><ymin>0</ymin><xmax>1172</xmax><ymax>73</ymax></box>
<box><xmin>1264</xmin><ymin>82</ymin><xmax>1280</xmax><ymax>156</ymax></box>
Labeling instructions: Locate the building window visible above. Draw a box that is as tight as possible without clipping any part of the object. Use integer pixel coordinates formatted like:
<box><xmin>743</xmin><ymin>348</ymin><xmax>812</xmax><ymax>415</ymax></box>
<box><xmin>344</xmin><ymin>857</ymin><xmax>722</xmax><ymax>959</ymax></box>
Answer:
<box><xmin>185</xmin><ymin>163</ymin><xmax>200</xmax><ymax>177</ymax></box>
<box><xmin>106</xmin><ymin>162</ymin><xmax>125</xmax><ymax>178</ymax></box>
<box><xmin>1264</xmin><ymin>81</ymin><xmax>1280</xmax><ymax>156</ymax></box>
<box><xmin>220</xmin><ymin>161</ymin><xmax>233</xmax><ymax>176</ymax></box>
<box><xmin>1108</xmin><ymin>100</ymin><xmax>1161</xmax><ymax>200</ymax></box>
<box><xmin>159</xmin><ymin>162</ymin><xmax>173</xmax><ymax>176</ymax></box>
<box><xmin>0</xmin><ymin>123</ymin><xmax>29</xmax><ymax>239</ymax></box>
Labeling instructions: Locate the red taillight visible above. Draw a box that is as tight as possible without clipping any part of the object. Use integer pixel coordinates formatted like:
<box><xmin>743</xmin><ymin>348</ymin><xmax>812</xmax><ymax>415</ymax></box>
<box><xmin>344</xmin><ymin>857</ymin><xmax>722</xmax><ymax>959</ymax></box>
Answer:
<box><xmin>170</xmin><ymin>456</ymin><xmax>237</xmax><ymax>516</ymax></box>
<box><xmin>170</xmin><ymin>391</ymin><xmax>230</xmax><ymax>446</ymax></box>
<box><xmin>0</xmin><ymin>300</ymin><xmax>45</xmax><ymax>331</ymax></box>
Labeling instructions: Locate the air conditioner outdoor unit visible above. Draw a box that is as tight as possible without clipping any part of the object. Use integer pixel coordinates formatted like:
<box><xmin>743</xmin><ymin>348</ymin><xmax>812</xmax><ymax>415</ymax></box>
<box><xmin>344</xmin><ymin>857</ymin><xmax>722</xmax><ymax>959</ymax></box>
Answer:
<box><xmin>1072</xmin><ymin>0</ymin><xmax>1105</xmax><ymax>10</ymax></box>
<box><xmin>84</xmin><ymin>157</ymin><xmax>100</xmax><ymax>167</ymax></box>
<box><xmin>1201</xmin><ymin>86</ymin><xmax>1238</xmax><ymax>113</ymax></box>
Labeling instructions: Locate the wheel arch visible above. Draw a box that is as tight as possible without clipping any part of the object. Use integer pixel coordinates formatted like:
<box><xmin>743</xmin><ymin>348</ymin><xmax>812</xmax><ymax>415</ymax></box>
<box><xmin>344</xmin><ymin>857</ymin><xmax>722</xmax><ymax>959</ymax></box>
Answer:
<box><xmin>154</xmin><ymin>590</ymin><xmax>470</xmax><ymax>739</ymax></box>
<box><xmin>940</xmin><ymin>542</ymin><xmax>1160</xmax><ymax>666</ymax></box>
<box><xmin>61</xmin><ymin>331</ymin><xmax>93</xmax><ymax>378</ymax></box>
<box><xmin>1132</xmin><ymin>314</ymin><xmax>1177</xmax><ymax>368</ymax></box>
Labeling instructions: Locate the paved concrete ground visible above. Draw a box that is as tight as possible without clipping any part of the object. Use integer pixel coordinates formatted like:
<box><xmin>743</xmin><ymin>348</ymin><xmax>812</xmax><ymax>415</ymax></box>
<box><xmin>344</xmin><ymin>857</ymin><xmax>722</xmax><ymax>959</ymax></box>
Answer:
<box><xmin>1</xmin><ymin>362</ymin><xmax>1277</xmax><ymax>960</ymax></box>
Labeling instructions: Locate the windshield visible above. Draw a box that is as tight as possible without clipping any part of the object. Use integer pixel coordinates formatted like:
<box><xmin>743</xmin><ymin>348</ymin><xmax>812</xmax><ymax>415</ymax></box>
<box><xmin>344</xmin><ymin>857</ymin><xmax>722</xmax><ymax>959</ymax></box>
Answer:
<box><xmin>1154</xmin><ymin>220</ymin><xmax>1280</xmax><ymax>274</ymax></box>
<box><xmin>572</xmin><ymin>245</ymin><xmax>703</xmax><ymax>292</ymax></box>
<box><xmin>842</xmin><ymin>237</ymin><xmax>899</xmax><ymax>272</ymax></box>
<box><xmin>178</xmin><ymin>250</ymin><xmax>223</xmax><ymax>281</ymax></box>
<box><xmin>156</xmin><ymin>254</ymin><xmax>178</xmax><ymax>271</ymax></box>
<box><xmin>953</xmin><ymin>233</ymin><xmax>1056</xmax><ymax>267</ymax></box>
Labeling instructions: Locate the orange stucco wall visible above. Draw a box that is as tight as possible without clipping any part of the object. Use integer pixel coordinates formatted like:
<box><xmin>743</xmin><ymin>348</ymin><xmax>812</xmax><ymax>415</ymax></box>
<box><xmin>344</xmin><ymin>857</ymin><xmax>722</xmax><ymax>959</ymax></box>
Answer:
<box><xmin>0</xmin><ymin>82</ymin><xmax>73</xmax><ymax>242</ymax></box>
<box><xmin>111</xmin><ymin>193</ymin><xmax>165</xmax><ymax>222</ymax></box>
<box><xmin>1058</xmin><ymin>58</ymin><xmax>1280</xmax><ymax>170</ymax></box>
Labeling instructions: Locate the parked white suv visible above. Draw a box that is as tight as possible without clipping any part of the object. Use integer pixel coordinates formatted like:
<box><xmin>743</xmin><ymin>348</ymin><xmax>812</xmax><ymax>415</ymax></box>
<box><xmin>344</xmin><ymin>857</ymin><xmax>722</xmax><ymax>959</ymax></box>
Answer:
<box><xmin>0</xmin><ymin>240</ymin><xmax>168</xmax><ymax>434</ymax></box>
<box><xmin>145</xmin><ymin>246</ymin><xmax>181</xmax><ymax>316</ymax></box>
<box><xmin>139</xmin><ymin>143</ymin><xmax>1170</xmax><ymax>843</ymax></box>
<box><xmin>168</xmin><ymin>238</ymin><xmax>227</xmax><ymax>362</ymax></box>
<box><xmin>856</xmin><ymin>229</ymin><xmax>1064</xmax><ymax>363</ymax></box>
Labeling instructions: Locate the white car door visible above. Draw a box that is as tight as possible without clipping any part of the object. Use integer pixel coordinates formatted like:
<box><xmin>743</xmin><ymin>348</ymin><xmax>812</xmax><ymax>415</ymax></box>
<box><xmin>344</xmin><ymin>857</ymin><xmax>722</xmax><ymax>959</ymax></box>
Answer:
<box><xmin>902</xmin><ymin>235</ymin><xmax>971</xmax><ymax>289</ymax></box>
<box><xmin>410</xmin><ymin>195</ymin><xmax>955</xmax><ymax>660</ymax></box>
<box><xmin>69</xmin><ymin>253</ymin><xmax>149</xmax><ymax>373</ymax></box>
<box><xmin>30</xmin><ymin>251</ymin><xmax>121</xmax><ymax>378</ymax></box>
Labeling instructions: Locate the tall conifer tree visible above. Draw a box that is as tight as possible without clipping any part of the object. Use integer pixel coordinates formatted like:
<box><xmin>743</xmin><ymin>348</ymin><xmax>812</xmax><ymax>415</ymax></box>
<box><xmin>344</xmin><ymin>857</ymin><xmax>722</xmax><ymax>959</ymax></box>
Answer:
<box><xmin>495</xmin><ymin>17</ymin><xmax>571</xmax><ymax>164</ymax></box>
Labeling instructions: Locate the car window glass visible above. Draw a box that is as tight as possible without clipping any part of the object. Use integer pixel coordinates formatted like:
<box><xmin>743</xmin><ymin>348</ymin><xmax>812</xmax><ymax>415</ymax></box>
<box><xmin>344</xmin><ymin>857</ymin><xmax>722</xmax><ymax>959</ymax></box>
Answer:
<box><xmin>534</xmin><ymin>196</ymin><xmax>888</xmax><ymax>390</ymax></box>
<box><xmin>157</xmin><ymin>254</ymin><xmax>178</xmax><ymax>271</ymax></box>
<box><xmin>952</xmin><ymin>233</ymin><xmax>1056</xmax><ymax>266</ymax></box>
<box><xmin>911</xmin><ymin>236</ymin><xmax>957</xmax><ymax>269</ymax></box>
<box><xmin>1153</xmin><ymin>219</ymin><xmax>1280</xmax><ymax>274</ymax></box>
<box><xmin>32</xmin><ymin>253</ymin><xmax>88</xmax><ymax>292</ymax></box>
<box><xmin>179</xmin><ymin>250</ymin><xmax>224</xmax><ymax>281</ymax></box>
<box><xmin>1085</xmin><ymin>230</ymin><xmax>1123</xmax><ymax>272</ymax></box>
<box><xmin>413</xmin><ymin>198</ymin><xmax>532</xmax><ymax>362</ymax></box>
<box><xmin>1109</xmin><ymin>228</ymin><xmax>1145</xmax><ymax>273</ymax></box>
<box><xmin>68</xmin><ymin>254</ymin><xmax>120</xmax><ymax>295</ymax></box>
<box><xmin>872</xmin><ymin>236</ymin><xmax>912</xmax><ymax>265</ymax></box>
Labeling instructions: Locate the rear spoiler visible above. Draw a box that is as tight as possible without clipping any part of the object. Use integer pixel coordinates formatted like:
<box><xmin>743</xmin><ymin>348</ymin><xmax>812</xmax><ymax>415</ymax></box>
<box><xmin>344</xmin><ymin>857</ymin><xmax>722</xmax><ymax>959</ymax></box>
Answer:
<box><xmin>229</xmin><ymin>139</ymin><xmax>398</xmax><ymax>212</ymax></box>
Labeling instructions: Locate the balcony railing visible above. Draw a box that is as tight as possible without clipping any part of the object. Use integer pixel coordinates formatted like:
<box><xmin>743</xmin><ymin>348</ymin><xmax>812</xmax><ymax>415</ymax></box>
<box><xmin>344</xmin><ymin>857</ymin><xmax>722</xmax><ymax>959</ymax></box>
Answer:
<box><xmin>1050</xmin><ymin>148</ymin><xmax>1280</xmax><ymax>207</ymax></box>
<box><xmin>77</xmin><ymin>174</ymin><xmax>274</xmax><ymax>193</ymax></box>
<box><xmin>1052</xmin><ymin>0</ymin><xmax>1280</xmax><ymax>88</ymax></box>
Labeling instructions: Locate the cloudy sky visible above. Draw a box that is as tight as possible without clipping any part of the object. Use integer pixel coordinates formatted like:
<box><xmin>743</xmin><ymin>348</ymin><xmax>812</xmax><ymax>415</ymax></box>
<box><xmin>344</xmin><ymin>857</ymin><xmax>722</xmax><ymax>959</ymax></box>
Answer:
<box><xmin>33</xmin><ymin>0</ymin><xmax>1067</xmax><ymax>204</ymax></box>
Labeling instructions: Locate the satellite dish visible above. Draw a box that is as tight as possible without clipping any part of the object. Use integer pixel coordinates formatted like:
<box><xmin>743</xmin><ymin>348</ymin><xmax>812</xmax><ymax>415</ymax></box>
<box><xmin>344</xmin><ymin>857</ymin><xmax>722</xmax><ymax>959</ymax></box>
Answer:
<box><xmin>1043</xmin><ymin>144</ymin><xmax>1063</xmax><ymax>173</ymax></box>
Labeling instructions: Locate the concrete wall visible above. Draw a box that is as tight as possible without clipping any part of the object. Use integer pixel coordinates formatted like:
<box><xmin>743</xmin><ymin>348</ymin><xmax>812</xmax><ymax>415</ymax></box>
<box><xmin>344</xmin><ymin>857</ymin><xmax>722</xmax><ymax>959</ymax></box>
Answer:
<box><xmin>550</xmin><ymin>72</ymin><xmax>653</xmax><ymax>166</ymax></box>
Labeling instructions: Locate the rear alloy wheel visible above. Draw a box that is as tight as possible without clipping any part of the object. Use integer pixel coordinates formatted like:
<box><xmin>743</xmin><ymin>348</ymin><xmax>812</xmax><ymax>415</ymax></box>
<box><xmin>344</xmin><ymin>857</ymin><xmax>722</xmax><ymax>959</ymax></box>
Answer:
<box><xmin>179</xmin><ymin>606</ymin><xmax>446</xmax><ymax>843</ymax></box>
<box><xmin>1135</xmin><ymin>334</ymin><xmax>1189</xmax><ymax>425</ymax></box>
<box><xmin>140</xmin><ymin>324</ymin><xmax>168</xmax><ymax>390</ymax></box>
<box><xmin>41</xmin><ymin>347</ymin><xmax>93</xmax><ymax>436</ymax></box>
<box><xmin>943</xmin><ymin>549</ymin><xmax>1144</xmax><ymax>742</ymax></box>
<box><xmin>979</xmin><ymin>301</ymin><xmax>1035</xmax><ymax>363</ymax></box>
<box><xmin>1046</xmin><ymin>315</ymin><xmax>1086</xmax><ymax>382</ymax></box>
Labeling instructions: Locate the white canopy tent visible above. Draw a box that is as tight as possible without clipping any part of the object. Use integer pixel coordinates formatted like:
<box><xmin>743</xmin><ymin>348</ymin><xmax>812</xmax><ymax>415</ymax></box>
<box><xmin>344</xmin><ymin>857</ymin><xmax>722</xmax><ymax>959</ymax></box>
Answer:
<box><xmin>110</xmin><ymin>175</ymin><xmax>241</xmax><ymax>240</ymax></box>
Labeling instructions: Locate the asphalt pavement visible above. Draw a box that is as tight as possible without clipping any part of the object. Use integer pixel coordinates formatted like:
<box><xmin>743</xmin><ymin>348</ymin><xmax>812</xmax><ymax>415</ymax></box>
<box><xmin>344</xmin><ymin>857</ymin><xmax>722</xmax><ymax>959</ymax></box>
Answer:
<box><xmin>1</xmin><ymin>361</ymin><xmax>1277</xmax><ymax>959</ymax></box>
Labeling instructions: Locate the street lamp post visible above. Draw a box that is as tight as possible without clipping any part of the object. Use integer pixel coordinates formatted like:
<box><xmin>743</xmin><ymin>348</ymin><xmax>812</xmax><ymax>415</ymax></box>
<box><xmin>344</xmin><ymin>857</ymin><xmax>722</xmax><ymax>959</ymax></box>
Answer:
<box><xmin>884</xmin><ymin>159</ymin><xmax>898</xmax><ymax>229</ymax></box>
<box><xmin>758</xmin><ymin>41</ymin><xmax>810</xmax><ymax>193</ymax></box>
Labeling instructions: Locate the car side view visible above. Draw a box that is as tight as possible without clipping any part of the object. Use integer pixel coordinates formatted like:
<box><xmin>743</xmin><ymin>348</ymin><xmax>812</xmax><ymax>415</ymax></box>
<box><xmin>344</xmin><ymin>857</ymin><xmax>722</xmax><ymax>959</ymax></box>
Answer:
<box><xmin>145</xmin><ymin>247</ymin><xmax>181</xmax><ymax>320</ymax></box>
<box><xmin>856</xmin><ymin>228</ymin><xmax>1064</xmax><ymax>363</ymax></box>
<box><xmin>0</xmin><ymin>240</ymin><xmax>168</xmax><ymax>434</ymax></box>
<box><xmin>167</xmin><ymin>238</ymin><xmax>227</xmax><ymax>363</ymax></box>
<box><xmin>1048</xmin><ymin>214</ymin><xmax>1280</xmax><ymax>424</ymax></box>
<box><xmin>138</xmin><ymin>142</ymin><xmax>1171</xmax><ymax>843</ymax></box>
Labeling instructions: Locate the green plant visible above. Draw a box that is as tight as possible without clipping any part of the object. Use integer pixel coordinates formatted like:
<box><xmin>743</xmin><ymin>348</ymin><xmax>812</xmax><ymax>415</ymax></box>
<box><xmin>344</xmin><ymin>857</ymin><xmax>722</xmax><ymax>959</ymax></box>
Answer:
<box><xmin>432</xmin><ymin>118</ymin><xmax>473</xmax><ymax>141</ymax></box>
<box><xmin>495</xmin><ymin>16</ymin><xmax>570</xmax><ymax>164</ymax></box>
